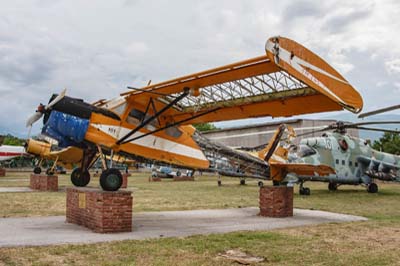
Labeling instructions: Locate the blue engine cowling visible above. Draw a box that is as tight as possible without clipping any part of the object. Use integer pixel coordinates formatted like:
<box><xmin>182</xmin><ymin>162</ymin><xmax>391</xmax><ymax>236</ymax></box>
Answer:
<box><xmin>42</xmin><ymin>110</ymin><xmax>89</xmax><ymax>148</ymax></box>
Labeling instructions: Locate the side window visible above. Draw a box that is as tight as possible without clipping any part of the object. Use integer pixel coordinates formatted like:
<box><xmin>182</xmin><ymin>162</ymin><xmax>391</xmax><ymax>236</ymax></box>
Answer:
<box><xmin>342</xmin><ymin>160</ymin><xmax>345</xmax><ymax>165</ymax></box>
<box><xmin>355</xmin><ymin>162</ymin><xmax>358</xmax><ymax>167</ymax></box>
<box><xmin>349</xmin><ymin>161</ymin><xmax>352</xmax><ymax>167</ymax></box>
<box><xmin>112</xmin><ymin>103</ymin><xmax>127</xmax><ymax>116</ymax></box>
<box><xmin>165</xmin><ymin>124</ymin><xmax>183</xmax><ymax>138</ymax></box>
<box><xmin>126</xmin><ymin>109</ymin><xmax>157</xmax><ymax>130</ymax></box>
<box><xmin>335</xmin><ymin>159</ymin><xmax>339</xmax><ymax>164</ymax></box>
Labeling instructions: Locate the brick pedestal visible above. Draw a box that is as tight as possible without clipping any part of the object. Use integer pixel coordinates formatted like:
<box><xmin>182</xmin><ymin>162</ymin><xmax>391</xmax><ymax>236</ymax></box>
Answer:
<box><xmin>30</xmin><ymin>174</ymin><xmax>58</xmax><ymax>191</ymax></box>
<box><xmin>0</xmin><ymin>168</ymin><xmax>5</xmax><ymax>177</ymax></box>
<box><xmin>259</xmin><ymin>186</ymin><xmax>293</xmax><ymax>217</ymax></box>
<box><xmin>66</xmin><ymin>188</ymin><xmax>133</xmax><ymax>233</ymax></box>
<box><xmin>148</xmin><ymin>176</ymin><xmax>162</xmax><ymax>182</ymax></box>
<box><xmin>173</xmin><ymin>175</ymin><xmax>195</xmax><ymax>181</ymax></box>
<box><xmin>121</xmin><ymin>173</ymin><xmax>129</xmax><ymax>188</ymax></box>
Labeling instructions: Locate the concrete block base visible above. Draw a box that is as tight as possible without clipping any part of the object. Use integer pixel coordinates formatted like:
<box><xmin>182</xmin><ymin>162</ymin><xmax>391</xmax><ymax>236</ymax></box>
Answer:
<box><xmin>66</xmin><ymin>187</ymin><xmax>133</xmax><ymax>233</ymax></box>
<box><xmin>30</xmin><ymin>174</ymin><xmax>58</xmax><ymax>191</ymax></box>
<box><xmin>173</xmin><ymin>175</ymin><xmax>195</xmax><ymax>181</ymax></box>
<box><xmin>259</xmin><ymin>186</ymin><xmax>293</xmax><ymax>217</ymax></box>
<box><xmin>0</xmin><ymin>168</ymin><xmax>5</xmax><ymax>177</ymax></box>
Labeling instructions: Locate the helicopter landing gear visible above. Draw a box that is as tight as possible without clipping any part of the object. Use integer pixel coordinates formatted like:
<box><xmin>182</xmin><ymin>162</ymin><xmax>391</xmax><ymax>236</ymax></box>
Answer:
<box><xmin>367</xmin><ymin>182</ymin><xmax>378</xmax><ymax>193</ymax></box>
<box><xmin>240</xmin><ymin>178</ymin><xmax>246</xmax><ymax>185</ymax></box>
<box><xmin>299</xmin><ymin>182</ymin><xmax>311</xmax><ymax>195</ymax></box>
<box><xmin>328</xmin><ymin>182</ymin><xmax>338</xmax><ymax>191</ymax></box>
<box><xmin>258</xmin><ymin>181</ymin><xmax>264</xmax><ymax>187</ymax></box>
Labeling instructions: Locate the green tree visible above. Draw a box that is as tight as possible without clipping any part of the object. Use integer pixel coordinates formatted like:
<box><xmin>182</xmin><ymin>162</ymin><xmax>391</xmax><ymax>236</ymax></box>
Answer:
<box><xmin>193</xmin><ymin>123</ymin><xmax>218</xmax><ymax>132</ymax></box>
<box><xmin>372</xmin><ymin>132</ymin><xmax>400</xmax><ymax>154</ymax></box>
<box><xmin>2</xmin><ymin>134</ymin><xmax>25</xmax><ymax>146</ymax></box>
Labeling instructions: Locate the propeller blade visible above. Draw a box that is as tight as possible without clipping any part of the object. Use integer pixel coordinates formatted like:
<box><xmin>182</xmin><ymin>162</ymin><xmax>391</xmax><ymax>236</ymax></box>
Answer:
<box><xmin>26</xmin><ymin>112</ymin><xmax>43</xmax><ymax>128</ymax></box>
<box><xmin>355</xmin><ymin>126</ymin><xmax>400</xmax><ymax>134</ymax></box>
<box><xmin>46</xmin><ymin>88</ymin><xmax>66</xmax><ymax>110</ymax></box>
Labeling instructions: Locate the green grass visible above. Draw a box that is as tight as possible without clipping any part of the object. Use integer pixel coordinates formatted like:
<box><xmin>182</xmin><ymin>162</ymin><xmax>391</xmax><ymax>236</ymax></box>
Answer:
<box><xmin>0</xmin><ymin>171</ymin><xmax>400</xmax><ymax>265</ymax></box>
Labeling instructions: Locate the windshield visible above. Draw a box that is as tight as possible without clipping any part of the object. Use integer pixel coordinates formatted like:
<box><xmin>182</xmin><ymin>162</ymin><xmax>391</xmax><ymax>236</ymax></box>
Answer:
<box><xmin>297</xmin><ymin>145</ymin><xmax>316</xmax><ymax>158</ymax></box>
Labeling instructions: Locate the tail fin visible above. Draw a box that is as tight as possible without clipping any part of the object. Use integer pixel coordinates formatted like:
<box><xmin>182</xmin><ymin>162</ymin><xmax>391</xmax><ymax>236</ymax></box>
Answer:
<box><xmin>258</xmin><ymin>124</ymin><xmax>296</xmax><ymax>163</ymax></box>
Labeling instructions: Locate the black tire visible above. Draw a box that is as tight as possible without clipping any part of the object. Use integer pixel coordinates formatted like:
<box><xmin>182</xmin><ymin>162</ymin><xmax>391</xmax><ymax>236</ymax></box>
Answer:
<box><xmin>300</xmin><ymin>187</ymin><xmax>311</xmax><ymax>196</ymax></box>
<box><xmin>367</xmin><ymin>183</ymin><xmax>378</xmax><ymax>193</ymax></box>
<box><xmin>258</xmin><ymin>181</ymin><xmax>264</xmax><ymax>188</ymax></box>
<box><xmin>71</xmin><ymin>168</ymin><xmax>90</xmax><ymax>187</ymax></box>
<box><xmin>46</xmin><ymin>168</ymin><xmax>54</xmax><ymax>176</ymax></box>
<box><xmin>328</xmin><ymin>182</ymin><xmax>338</xmax><ymax>191</ymax></box>
<box><xmin>217</xmin><ymin>180</ymin><xmax>222</xmax><ymax>186</ymax></box>
<box><xmin>100</xmin><ymin>168</ymin><xmax>122</xmax><ymax>191</ymax></box>
<box><xmin>240</xmin><ymin>179</ymin><xmax>246</xmax><ymax>185</ymax></box>
<box><xmin>33</xmin><ymin>167</ymin><xmax>42</xmax><ymax>174</ymax></box>
<box><xmin>176</xmin><ymin>171</ymin><xmax>181</xmax><ymax>177</ymax></box>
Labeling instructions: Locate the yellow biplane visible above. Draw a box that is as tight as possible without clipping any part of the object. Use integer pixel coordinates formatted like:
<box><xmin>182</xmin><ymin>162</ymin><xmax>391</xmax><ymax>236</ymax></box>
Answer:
<box><xmin>26</xmin><ymin>36</ymin><xmax>363</xmax><ymax>191</ymax></box>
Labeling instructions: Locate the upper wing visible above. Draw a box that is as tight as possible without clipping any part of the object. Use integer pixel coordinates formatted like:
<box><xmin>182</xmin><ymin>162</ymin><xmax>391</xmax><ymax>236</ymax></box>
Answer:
<box><xmin>120</xmin><ymin>36</ymin><xmax>363</xmax><ymax>126</ymax></box>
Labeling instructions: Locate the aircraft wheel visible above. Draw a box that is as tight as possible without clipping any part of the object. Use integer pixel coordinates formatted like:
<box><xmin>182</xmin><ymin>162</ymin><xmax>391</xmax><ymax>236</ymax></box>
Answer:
<box><xmin>46</xmin><ymin>168</ymin><xmax>54</xmax><ymax>176</ymax></box>
<box><xmin>300</xmin><ymin>187</ymin><xmax>311</xmax><ymax>196</ymax></box>
<box><xmin>367</xmin><ymin>183</ymin><xmax>378</xmax><ymax>193</ymax></box>
<box><xmin>176</xmin><ymin>170</ymin><xmax>181</xmax><ymax>177</ymax></box>
<box><xmin>328</xmin><ymin>182</ymin><xmax>338</xmax><ymax>191</ymax></box>
<box><xmin>240</xmin><ymin>179</ymin><xmax>246</xmax><ymax>185</ymax></box>
<box><xmin>217</xmin><ymin>180</ymin><xmax>222</xmax><ymax>186</ymax></box>
<box><xmin>258</xmin><ymin>181</ymin><xmax>264</xmax><ymax>187</ymax></box>
<box><xmin>100</xmin><ymin>168</ymin><xmax>122</xmax><ymax>191</ymax></box>
<box><xmin>71</xmin><ymin>168</ymin><xmax>90</xmax><ymax>187</ymax></box>
<box><xmin>33</xmin><ymin>167</ymin><xmax>42</xmax><ymax>174</ymax></box>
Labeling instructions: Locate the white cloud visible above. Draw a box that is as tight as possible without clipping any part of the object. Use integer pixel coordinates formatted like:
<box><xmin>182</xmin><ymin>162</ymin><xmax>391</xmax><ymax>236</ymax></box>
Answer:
<box><xmin>1</xmin><ymin>0</ymin><xmax>400</xmax><ymax>135</ymax></box>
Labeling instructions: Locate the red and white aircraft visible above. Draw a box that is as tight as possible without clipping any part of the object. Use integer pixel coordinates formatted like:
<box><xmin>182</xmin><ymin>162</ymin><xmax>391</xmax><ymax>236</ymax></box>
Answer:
<box><xmin>0</xmin><ymin>136</ymin><xmax>26</xmax><ymax>161</ymax></box>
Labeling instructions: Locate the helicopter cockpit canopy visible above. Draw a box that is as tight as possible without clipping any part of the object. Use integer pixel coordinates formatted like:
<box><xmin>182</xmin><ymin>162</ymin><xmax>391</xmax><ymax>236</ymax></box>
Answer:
<box><xmin>297</xmin><ymin>145</ymin><xmax>317</xmax><ymax>158</ymax></box>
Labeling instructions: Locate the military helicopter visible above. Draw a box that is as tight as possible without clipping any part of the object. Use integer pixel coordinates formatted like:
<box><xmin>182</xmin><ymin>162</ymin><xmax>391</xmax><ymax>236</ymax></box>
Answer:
<box><xmin>260</xmin><ymin>121</ymin><xmax>400</xmax><ymax>195</ymax></box>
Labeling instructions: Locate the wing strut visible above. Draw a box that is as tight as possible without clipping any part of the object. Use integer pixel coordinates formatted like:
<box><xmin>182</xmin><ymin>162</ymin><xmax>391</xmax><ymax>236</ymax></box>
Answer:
<box><xmin>116</xmin><ymin>88</ymin><xmax>190</xmax><ymax>145</ymax></box>
<box><xmin>120</xmin><ymin>108</ymin><xmax>220</xmax><ymax>144</ymax></box>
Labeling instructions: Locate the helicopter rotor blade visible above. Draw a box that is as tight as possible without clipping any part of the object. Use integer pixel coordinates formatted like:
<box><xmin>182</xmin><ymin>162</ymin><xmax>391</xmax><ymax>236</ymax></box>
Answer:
<box><xmin>348</xmin><ymin>120</ymin><xmax>400</xmax><ymax>127</ymax></box>
<box><xmin>354</xmin><ymin>126</ymin><xmax>400</xmax><ymax>134</ymax></box>
<box><xmin>359</xmin><ymin>104</ymin><xmax>400</xmax><ymax>118</ymax></box>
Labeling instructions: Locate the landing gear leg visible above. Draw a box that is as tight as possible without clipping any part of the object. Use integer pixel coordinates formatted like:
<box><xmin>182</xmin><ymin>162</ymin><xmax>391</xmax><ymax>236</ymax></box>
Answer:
<box><xmin>70</xmin><ymin>148</ymin><xmax>96</xmax><ymax>188</ymax></box>
<box><xmin>328</xmin><ymin>182</ymin><xmax>338</xmax><ymax>191</ymax></box>
<box><xmin>33</xmin><ymin>159</ymin><xmax>43</xmax><ymax>174</ymax></box>
<box><xmin>367</xmin><ymin>182</ymin><xmax>378</xmax><ymax>193</ymax></box>
<box><xmin>299</xmin><ymin>182</ymin><xmax>311</xmax><ymax>196</ymax></box>
<box><xmin>217</xmin><ymin>175</ymin><xmax>222</xmax><ymax>186</ymax></box>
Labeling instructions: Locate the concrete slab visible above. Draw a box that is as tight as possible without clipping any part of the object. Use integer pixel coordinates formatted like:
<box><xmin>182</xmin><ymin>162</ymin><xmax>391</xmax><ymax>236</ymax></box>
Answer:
<box><xmin>0</xmin><ymin>187</ymin><xmax>34</xmax><ymax>193</ymax></box>
<box><xmin>0</xmin><ymin>207</ymin><xmax>367</xmax><ymax>247</ymax></box>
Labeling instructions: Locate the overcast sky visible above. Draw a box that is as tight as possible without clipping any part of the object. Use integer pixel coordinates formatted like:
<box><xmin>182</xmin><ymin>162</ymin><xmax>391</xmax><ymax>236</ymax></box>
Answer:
<box><xmin>1</xmin><ymin>0</ymin><xmax>400</xmax><ymax>136</ymax></box>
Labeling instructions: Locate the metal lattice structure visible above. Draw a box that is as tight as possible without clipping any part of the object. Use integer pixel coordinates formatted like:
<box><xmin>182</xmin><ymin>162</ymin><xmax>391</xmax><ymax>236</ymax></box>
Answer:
<box><xmin>164</xmin><ymin>71</ymin><xmax>311</xmax><ymax>112</ymax></box>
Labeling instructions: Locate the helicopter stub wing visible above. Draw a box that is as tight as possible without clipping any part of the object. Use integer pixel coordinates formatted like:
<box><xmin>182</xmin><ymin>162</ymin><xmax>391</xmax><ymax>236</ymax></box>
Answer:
<box><xmin>270</xmin><ymin>161</ymin><xmax>336</xmax><ymax>182</ymax></box>
<box><xmin>120</xmin><ymin>36</ymin><xmax>363</xmax><ymax>127</ymax></box>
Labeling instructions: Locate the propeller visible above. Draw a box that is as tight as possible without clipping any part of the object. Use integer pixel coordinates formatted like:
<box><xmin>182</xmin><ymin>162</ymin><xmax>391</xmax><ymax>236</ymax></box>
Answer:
<box><xmin>25</xmin><ymin>89</ymin><xmax>66</xmax><ymax>128</ymax></box>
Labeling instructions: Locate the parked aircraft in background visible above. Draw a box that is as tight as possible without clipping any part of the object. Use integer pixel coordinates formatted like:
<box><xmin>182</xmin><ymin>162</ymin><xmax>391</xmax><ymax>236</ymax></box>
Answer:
<box><xmin>0</xmin><ymin>136</ymin><xmax>27</xmax><ymax>162</ymax></box>
<box><xmin>259</xmin><ymin>122</ymin><xmax>400</xmax><ymax>195</ymax></box>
